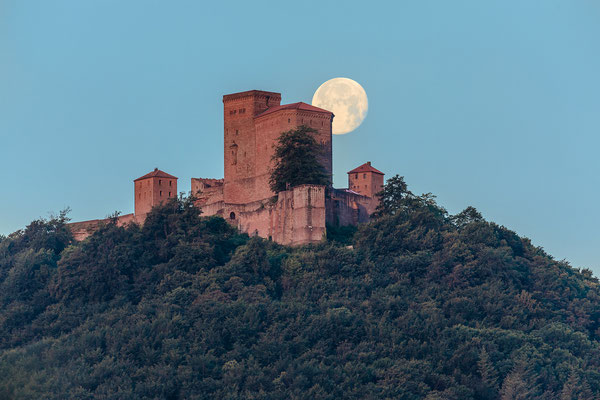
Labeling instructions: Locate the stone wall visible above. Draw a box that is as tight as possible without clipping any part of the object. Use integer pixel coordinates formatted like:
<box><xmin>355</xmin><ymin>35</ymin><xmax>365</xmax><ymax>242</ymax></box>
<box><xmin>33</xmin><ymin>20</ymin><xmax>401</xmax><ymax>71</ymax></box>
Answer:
<box><xmin>272</xmin><ymin>185</ymin><xmax>326</xmax><ymax>245</ymax></box>
<box><xmin>326</xmin><ymin>189</ymin><xmax>379</xmax><ymax>227</ymax></box>
<box><xmin>200</xmin><ymin>185</ymin><xmax>326</xmax><ymax>246</ymax></box>
<box><xmin>68</xmin><ymin>213</ymin><xmax>137</xmax><ymax>241</ymax></box>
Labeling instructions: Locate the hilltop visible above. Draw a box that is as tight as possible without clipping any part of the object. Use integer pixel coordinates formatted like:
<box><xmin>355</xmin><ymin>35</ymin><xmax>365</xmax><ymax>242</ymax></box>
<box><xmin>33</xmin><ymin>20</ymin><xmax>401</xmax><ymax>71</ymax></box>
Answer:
<box><xmin>0</xmin><ymin>184</ymin><xmax>599</xmax><ymax>399</ymax></box>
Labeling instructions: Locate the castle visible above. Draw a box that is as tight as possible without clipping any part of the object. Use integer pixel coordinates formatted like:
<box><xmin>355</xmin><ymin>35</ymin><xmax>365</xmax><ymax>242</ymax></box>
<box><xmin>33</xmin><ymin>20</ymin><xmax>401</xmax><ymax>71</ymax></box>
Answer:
<box><xmin>69</xmin><ymin>90</ymin><xmax>384</xmax><ymax>245</ymax></box>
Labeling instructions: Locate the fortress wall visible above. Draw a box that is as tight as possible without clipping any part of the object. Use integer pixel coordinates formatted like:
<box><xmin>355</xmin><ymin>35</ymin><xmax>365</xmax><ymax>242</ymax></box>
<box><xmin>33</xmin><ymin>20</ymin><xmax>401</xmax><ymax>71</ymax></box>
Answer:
<box><xmin>235</xmin><ymin>205</ymin><xmax>273</xmax><ymax>239</ymax></box>
<box><xmin>289</xmin><ymin>185</ymin><xmax>326</xmax><ymax>245</ymax></box>
<box><xmin>200</xmin><ymin>185</ymin><xmax>326</xmax><ymax>246</ymax></box>
<box><xmin>326</xmin><ymin>189</ymin><xmax>379</xmax><ymax>227</ymax></box>
<box><xmin>68</xmin><ymin>213</ymin><xmax>137</xmax><ymax>241</ymax></box>
<box><xmin>193</xmin><ymin>178</ymin><xmax>225</xmax><ymax>210</ymax></box>
<box><xmin>191</xmin><ymin>178</ymin><xmax>223</xmax><ymax>195</ymax></box>
<box><xmin>271</xmin><ymin>185</ymin><xmax>326</xmax><ymax>246</ymax></box>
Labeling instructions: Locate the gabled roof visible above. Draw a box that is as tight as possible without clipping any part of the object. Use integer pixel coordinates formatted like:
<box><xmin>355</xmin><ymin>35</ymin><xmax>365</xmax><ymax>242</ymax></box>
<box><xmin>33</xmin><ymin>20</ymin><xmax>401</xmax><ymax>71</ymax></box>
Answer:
<box><xmin>255</xmin><ymin>102</ymin><xmax>333</xmax><ymax>118</ymax></box>
<box><xmin>347</xmin><ymin>162</ymin><xmax>384</xmax><ymax>175</ymax></box>
<box><xmin>134</xmin><ymin>168</ymin><xmax>178</xmax><ymax>182</ymax></box>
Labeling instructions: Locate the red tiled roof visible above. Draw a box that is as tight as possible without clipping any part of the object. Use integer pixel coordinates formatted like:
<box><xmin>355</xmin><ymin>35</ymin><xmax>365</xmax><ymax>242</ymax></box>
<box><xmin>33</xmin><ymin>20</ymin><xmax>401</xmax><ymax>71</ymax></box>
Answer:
<box><xmin>255</xmin><ymin>102</ymin><xmax>333</xmax><ymax>118</ymax></box>
<box><xmin>134</xmin><ymin>168</ymin><xmax>178</xmax><ymax>182</ymax></box>
<box><xmin>347</xmin><ymin>162</ymin><xmax>384</xmax><ymax>175</ymax></box>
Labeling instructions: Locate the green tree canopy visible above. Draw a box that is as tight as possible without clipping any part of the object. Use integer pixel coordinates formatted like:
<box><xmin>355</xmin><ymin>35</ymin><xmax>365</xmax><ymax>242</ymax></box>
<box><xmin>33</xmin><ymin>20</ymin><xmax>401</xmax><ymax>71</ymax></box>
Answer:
<box><xmin>269</xmin><ymin>125</ymin><xmax>330</xmax><ymax>193</ymax></box>
<box><xmin>1</xmin><ymin>187</ymin><xmax>600</xmax><ymax>399</ymax></box>
<box><xmin>373</xmin><ymin>174</ymin><xmax>447</xmax><ymax>221</ymax></box>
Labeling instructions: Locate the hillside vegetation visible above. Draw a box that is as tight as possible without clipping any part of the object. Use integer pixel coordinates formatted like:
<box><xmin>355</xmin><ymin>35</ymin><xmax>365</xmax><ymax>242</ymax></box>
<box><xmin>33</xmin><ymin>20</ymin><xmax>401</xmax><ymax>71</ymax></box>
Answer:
<box><xmin>0</xmin><ymin>183</ymin><xmax>599</xmax><ymax>399</ymax></box>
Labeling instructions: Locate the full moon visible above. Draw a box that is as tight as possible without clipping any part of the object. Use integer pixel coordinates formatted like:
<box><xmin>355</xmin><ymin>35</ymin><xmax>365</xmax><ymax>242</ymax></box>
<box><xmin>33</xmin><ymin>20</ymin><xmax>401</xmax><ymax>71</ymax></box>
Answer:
<box><xmin>312</xmin><ymin>77</ymin><xmax>368</xmax><ymax>135</ymax></box>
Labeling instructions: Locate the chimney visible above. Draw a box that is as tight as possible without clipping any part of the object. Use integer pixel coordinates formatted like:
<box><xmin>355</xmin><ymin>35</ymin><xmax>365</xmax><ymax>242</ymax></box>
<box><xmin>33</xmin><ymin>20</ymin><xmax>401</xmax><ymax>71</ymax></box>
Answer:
<box><xmin>367</xmin><ymin>161</ymin><xmax>371</xmax><ymax>166</ymax></box>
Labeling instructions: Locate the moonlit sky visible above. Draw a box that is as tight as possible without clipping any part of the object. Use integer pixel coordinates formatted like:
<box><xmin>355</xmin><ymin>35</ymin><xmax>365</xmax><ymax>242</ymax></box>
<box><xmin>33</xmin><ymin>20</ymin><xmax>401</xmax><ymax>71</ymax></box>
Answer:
<box><xmin>312</xmin><ymin>78</ymin><xmax>368</xmax><ymax>135</ymax></box>
<box><xmin>1</xmin><ymin>1</ymin><xmax>599</xmax><ymax>273</ymax></box>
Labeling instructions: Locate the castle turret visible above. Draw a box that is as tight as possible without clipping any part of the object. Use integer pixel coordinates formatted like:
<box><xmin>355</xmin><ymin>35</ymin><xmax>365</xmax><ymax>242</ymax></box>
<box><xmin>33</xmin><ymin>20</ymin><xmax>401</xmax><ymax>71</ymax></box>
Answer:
<box><xmin>134</xmin><ymin>168</ymin><xmax>178</xmax><ymax>219</ymax></box>
<box><xmin>347</xmin><ymin>162</ymin><xmax>384</xmax><ymax>198</ymax></box>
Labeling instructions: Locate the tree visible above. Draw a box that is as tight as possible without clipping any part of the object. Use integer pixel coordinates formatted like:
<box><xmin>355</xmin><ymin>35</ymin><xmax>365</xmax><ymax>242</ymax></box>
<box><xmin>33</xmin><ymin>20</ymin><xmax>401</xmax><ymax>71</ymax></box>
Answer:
<box><xmin>451</xmin><ymin>206</ymin><xmax>484</xmax><ymax>228</ymax></box>
<box><xmin>373</xmin><ymin>175</ymin><xmax>446</xmax><ymax>220</ymax></box>
<box><xmin>269</xmin><ymin>125</ymin><xmax>330</xmax><ymax>193</ymax></box>
<box><xmin>499</xmin><ymin>367</ymin><xmax>532</xmax><ymax>400</ymax></box>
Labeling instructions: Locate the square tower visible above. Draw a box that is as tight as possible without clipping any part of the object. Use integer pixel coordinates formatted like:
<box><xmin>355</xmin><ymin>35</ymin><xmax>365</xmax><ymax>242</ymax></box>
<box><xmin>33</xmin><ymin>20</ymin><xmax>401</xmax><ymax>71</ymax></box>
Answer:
<box><xmin>134</xmin><ymin>168</ymin><xmax>178</xmax><ymax>218</ymax></box>
<box><xmin>347</xmin><ymin>162</ymin><xmax>384</xmax><ymax>198</ymax></box>
<box><xmin>223</xmin><ymin>90</ymin><xmax>281</xmax><ymax>204</ymax></box>
<box><xmin>253</xmin><ymin>102</ymin><xmax>333</xmax><ymax>202</ymax></box>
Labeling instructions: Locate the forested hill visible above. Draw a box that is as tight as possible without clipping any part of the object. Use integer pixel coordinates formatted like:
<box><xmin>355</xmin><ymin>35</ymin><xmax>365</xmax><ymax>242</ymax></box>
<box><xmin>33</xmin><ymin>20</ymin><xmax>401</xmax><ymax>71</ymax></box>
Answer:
<box><xmin>1</xmin><ymin>186</ymin><xmax>599</xmax><ymax>400</ymax></box>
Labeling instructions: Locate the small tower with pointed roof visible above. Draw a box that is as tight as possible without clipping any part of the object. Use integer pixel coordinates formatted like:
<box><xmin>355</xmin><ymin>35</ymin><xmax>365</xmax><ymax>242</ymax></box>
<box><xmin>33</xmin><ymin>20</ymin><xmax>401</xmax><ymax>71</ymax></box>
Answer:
<box><xmin>134</xmin><ymin>168</ymin><xmax>178</xmax><ymax>218</ymax></box>
<box><xmin>347</xmin><ymin>162</ymin><xmax>384</xmax><ymax>198</ymax></box>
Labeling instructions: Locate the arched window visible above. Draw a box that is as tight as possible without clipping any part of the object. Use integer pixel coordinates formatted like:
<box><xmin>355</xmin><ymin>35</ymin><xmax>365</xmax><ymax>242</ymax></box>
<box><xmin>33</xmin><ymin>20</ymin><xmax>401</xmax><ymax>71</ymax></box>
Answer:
<box><xmin>229</xmin><ymin>212</ymin><xmax>236</xmax><ymax>220</ymax></box>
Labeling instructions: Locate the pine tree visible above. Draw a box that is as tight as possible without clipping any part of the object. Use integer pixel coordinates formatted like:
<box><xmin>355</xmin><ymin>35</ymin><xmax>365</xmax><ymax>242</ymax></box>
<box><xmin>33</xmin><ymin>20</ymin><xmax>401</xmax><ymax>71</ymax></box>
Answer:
<box><xmin>477</xmin><ymin>348</ymin><xmax>498</xmax><ymax>390</ymax></box>
<box><xmin>500</xmin><ymin>367</ymin><xmax>531</xmax><ymax>400</ymax></box>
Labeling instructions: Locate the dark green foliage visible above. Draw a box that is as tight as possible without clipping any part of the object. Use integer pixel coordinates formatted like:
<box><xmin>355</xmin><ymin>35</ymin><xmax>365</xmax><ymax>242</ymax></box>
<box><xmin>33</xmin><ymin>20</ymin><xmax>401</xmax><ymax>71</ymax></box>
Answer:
<box><xmin>1</xmin><ymin>188</ymin><xmax>600</xmax><ymax>399</ymax></box>
<box><xmin>326</xmin><ymin>223</ymin><xmax>357</xmax><ymax>245</ymax></box>
<box><xmin>269</xmin><ymin>125</ymin><xmax>330</xmax><ymax>192</ymax></box>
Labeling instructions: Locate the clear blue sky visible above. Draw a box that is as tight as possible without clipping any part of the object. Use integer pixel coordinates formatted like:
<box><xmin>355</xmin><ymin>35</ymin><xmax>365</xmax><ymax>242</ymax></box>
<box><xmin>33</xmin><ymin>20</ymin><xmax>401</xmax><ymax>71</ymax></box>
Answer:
<box><xmin>1</xmin><ymin>1</ymin><xmax>599</xmax><ymax>273</ymax></box>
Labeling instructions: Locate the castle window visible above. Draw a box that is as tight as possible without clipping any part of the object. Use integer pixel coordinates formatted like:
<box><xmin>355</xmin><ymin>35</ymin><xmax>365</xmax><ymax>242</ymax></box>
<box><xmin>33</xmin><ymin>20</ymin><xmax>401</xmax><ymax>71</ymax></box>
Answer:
<box><xmin>288</xmin><ymin>118</ymin><xmax>290</xmax><ymax>123</ymax></box>
<box><xmin>159</xmin><ymin>180</ymin><xmax>162</xmax><ymax>186</ymax></box>
<box><xmin>168</xmin><ymin>191</ymin><xmax>171</xmax><ymax>197</ymax></box>
<box><xmin>363</xmin><ymin>174</ymin><xmax>366</xmax><ymax>179</ymax></box>
<box><xmin>160</xmin><ymin>191</ymin><xmax>162</xmax><ymax>197</ymax></box>
<box><xmin>169</xmin><ymin>181</ymin><xmax>172</xmax><ymax>187</ymax></box>
<box><xmin>236</xmin><ymin>129</ymin><xmax>239</xmax><ymax>135</ymax></box>
<box><xmin>355</xmin><ymin>174</ymin><xmax>358</xmax><ymax>179</ymax></box>
<box><xmin>229</xmin><ymin>212</ymin><xmax>236</xmax><ymax>220</ymax></box>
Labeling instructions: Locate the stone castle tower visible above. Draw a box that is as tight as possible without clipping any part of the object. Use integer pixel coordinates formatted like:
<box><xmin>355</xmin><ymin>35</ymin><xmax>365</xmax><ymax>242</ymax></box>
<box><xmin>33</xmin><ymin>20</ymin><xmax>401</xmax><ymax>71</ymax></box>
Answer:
<box><xmin>223</xmin><ymin>90</ymin><xmax>334</xmax><ymax>205</ymax></box>
<box><xmin>134</xmin><ymin>168</ymin><xmax>178</xmax><ymax>219</ymax></box>
<box><xmin>347</xmin><ymin>162</ymin><xmax>384</xmax><ymax>198</ymax></box>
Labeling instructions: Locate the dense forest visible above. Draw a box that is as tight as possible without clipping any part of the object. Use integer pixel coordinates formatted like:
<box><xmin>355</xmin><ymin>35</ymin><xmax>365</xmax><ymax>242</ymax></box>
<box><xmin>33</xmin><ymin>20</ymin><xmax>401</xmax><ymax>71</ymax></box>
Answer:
<box><xmin>1</xmin><ymin>179</ymin><xmax>599</xmax><ymax>399</ymax></box>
